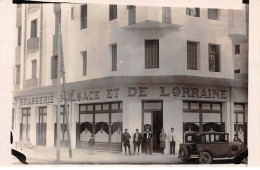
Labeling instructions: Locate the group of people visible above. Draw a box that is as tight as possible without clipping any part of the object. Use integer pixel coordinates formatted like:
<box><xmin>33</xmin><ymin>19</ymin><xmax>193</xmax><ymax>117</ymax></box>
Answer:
<box><xmin>121</xmin><ymin>127</ymin><xmax>178</xmax><ymax>155</ymax></box>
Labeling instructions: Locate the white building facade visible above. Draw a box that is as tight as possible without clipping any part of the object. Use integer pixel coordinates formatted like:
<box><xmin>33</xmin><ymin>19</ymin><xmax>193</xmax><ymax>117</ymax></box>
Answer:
<box><xmin>13</xmin><ymin>3</ymin><xmax>248</xmax><ymax>153</ymax></box>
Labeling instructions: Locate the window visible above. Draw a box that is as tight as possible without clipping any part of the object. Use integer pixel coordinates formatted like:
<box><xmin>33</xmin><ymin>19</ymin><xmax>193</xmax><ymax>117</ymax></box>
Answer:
<box><xmin>145</xmin><ymin>40</ymin><xmax>159</xmax><ymax>68</ymax></box>
<box><xmin>81</xmin><ymin>4</ymin><xmax>87</xmax><ymax>29</ymax></box>
<box><xmin>127</xmin><ymin>5</ymin><xmax>136</xmax><ymax>25</ymax></box>
<box><xmin>109</xmin><ymin>5</ymin><xmax>117</xmax><ymax>21</ymax></box>
<box><xmin>55</xmin><ymin>10</ymin><xmax>61</xmax><ymax>34</ymax></box>
<box><xmin>186</xmin><ymin>8</ymin><xmax>200</xmax><ymax>17</ymax></box>
<box><xmin>31</xmin><ymin>60</ymin><xmax>37</xmax><ymax>79</ymax></box>
<box><xmin>111</xmin><ymin>44</ymin><xmax>117</xmax><ymax>71</ymax></box>
<box><xmin>209</xmin><ymin>44</ymin><xmax>220</xmax><ymax>72</ymax></box>
<box><xmin>82</xmin><ymin>51</ymin><xmax>87</xmax><ymax>76</ymax></box>
<box><xmin>51</xmin><ymin>56</ymin><xmax>58</xmax><ymax>79</ymax></box>
<box><xmin>30</xmin><ymin>19</ymin><xmax>37</xmax><ymax>38</ymax></box>
<box><xmin>14</xmin><ymin>65</ymin><xmax>21</xmax><ymax>84</ymax></box>
<box><xmin>187</xmin><ymin>41</ymin><xmax>198</xmax><ymax>70</ymax></box>
<box><xmin>234</xmin><ymin>69</ymin><xmax>240</xmax><ymax>73</ymax></box>
<box><xmin>235</xmin><ymin>44</ymin><xmax>240</xmax><ymax>55</ymax></box>
<box><xmin>17</xmin><ymin>26</ymin><xmax>22</xmax><ymax>46</ymax></box>
<box><xmin>71</xmin><ymin>7</ymin><xmax>74</xmax><ymax>20</ymax></box>
<box><xmin>208</xmin><ymin>8</ymin><xmax>219</xmax><ymax>20</ymax></box>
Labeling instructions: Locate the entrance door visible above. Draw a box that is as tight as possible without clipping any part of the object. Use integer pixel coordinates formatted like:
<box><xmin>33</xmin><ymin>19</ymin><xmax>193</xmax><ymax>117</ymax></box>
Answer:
<box><xmin>36</xmin><ymin>107</ymin><xmax>47</xmax><ymax>146</ymax></box>
<box><xmin>142</xmin><ymin>101</ymin><xmax>163</xmax><ymax>153</ymax></box>
<box><xmin>20</xmin><ymin>108</ymin><xmax>31</xmax><ymax>141</ymax></box>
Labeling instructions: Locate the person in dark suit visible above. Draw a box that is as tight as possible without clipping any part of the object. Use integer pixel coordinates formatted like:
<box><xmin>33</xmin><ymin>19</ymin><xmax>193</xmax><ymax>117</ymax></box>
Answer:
<box><xmin>233</xmin><ymin>134</ymin><xmax>242</xmax><ymax>143</ymax></box>
<box><xmin>133</xmin><ymin>129</ymin><xmax>142</xmax><ymax>154</ymax></box>
<box><xmin>122</xmin><ymin>129</ymin><xmax>131</xmax><ymax>155</ymax></box>
<box><xmin>143</xmin><ymin>128</ymin><xmax>153</xmax><ymax>155</ymax></box>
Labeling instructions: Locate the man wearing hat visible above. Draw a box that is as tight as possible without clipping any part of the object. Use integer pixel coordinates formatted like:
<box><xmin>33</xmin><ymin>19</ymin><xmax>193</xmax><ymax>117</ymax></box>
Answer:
<box><xmin>133</xmin><ymin>129</ymin><xmax>142</xmax><ymax>154</ymax></box>
<box><xmin>122</xmin><ymin>128</ymin><xmax>131</xmax><ymax>155</ymax></box>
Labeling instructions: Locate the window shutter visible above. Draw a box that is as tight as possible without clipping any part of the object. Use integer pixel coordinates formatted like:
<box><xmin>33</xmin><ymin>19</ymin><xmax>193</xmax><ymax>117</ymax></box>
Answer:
<box><xmin>145</xmin><ymin>40</ymin><xmax>159</xmax><ymax>68</ymax></box>
<box><xmin>112</xmin><ymin>44</ymin><xmax>117</xmax><ymax>71</ymax></box>
<box><xmin>82</xmin><ymin>52</ymin><xmax>87</xmax><ymax>76</ymax></box>
<box><xmin>187</xmin><ymin>42</ymin><xmax>197</xmax><ymax>70</ymax></box>
<box><xmin>81</xmin><ymin>5</ymin><xmax>87</xmax><ymax>29</ymax></box>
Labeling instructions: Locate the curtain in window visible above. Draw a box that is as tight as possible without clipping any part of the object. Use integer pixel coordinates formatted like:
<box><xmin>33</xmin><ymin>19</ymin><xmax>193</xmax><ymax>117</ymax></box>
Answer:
<box><xmin>145</xmin><ymin>40</ymin><xmax>159</xmax><ymax>68</ymax></box>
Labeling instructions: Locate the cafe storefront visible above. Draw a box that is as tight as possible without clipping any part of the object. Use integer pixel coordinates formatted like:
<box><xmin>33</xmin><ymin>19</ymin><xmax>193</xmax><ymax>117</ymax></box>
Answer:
<box><xmin>13</xmin><ymin>79</ymin><xmax>248</xmax><ymax>153</ymax></box>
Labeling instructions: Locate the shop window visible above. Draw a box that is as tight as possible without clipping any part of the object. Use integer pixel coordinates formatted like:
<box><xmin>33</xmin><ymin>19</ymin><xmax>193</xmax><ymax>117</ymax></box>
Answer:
<box><xmin>186</xmin><ymin>8</ymin><xmax>200</xmax><ymax>17</ymax></box>
<box><xmin>103</xmin><ymin>104</ymin><xmax>109</xmax><ymax>110</ymax></box>
<box><xmin>31</xmin><ymin>60</ymin><xmax>37</xmax><ymax>79</ymax></box>
<box><xmin>209</xmin><ymin>44</ymin><xmax>220</xmax><ymax>72</ymax></box>
<box><xmin>82</xmin><ymin>51</ymin><xmax>87</xmax><ymax>76</ymax></box>
<box><xmin>87</xmin><ymin>105</ymin><xmax>93</xmax><ymax>111</ymax></box>
<box><xmin>81</xmin><ymin>4</ymin><xmax>87</xmax><ymax>29</ymax></box>
<box><xmin>51</xmin><ymin>56</ymin><xmax>58</xmax><ymax>79</ymax></box>
<box><xmin>208</xmin><ymin>8</ymin><xmax>219</xmax><ymax>20</ymax></box>
<box><xmin>234</xmin><ymin>103</ymin><xmax>247</xmax><ymax>145</ymax></box>
<box><xmin>202</xmin><ymin>103</ymin><xmax>210</xmax><ymax>110</ymax></box>
<box><xmin>212</xmin><ymin>103</ymin><xmax>221</xmax><ymax>110</ymax></box>
<box><xmin>111</xmin><ymin>103</ymin><xmax>119</xmax><ymax>110</ymax></box>
<box><xmin>30</xmin><ymin>19</ymin><xmax>37</xmax><ymax>38</ymax></box>
<box><xmin>95</xmin><ymin>104</ymin><xmax>102</xmax><ymax>111</ymax></box>
<box><xmin>143</xmin><ymin>102</ymin><xmax>162</xmax><ymax>110</ymax></box>
<box><xmin>187</xmin><ymin>41</ymin><xmax>199</xmax><ymax>70</ymax></box>
<box><xmin>80</xmin><ymin>105</ymin><xmax>86</xmax><ymax>112</ymax></box>
<box><xmin>190</xmin><ymin>102</ymin><xmax>199</xmax><ymax>110</ymax></box>
<box><xmin>109</xmin><ymin>5</ymin><xmax>117</xmax><ymax>21</ymax></box>
<box><xmin>235</xmin><ymin>44</ymin><xmax>240</xmax><ymax>55</ymax></box>
<box><xmin>145</xmin><ymin>40</ymin><xmax>159</xmax><ymax>69</ymax></box>
<box><xmin>111</xmin><ymin>44</ymin><xmax>117</xmax><ymax>71</ymax></box>
<box><xmin>17</xmin><ymin>26</ymin><xmax>22</xmax><ymax>46</ymax></box>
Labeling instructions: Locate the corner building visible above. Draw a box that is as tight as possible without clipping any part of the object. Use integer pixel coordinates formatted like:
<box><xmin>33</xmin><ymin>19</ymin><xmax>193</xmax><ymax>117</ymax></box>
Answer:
<box><xmin>13</xmin><ymin>3</ymin><xmax>248</xmax><ymax>153</ymax></box>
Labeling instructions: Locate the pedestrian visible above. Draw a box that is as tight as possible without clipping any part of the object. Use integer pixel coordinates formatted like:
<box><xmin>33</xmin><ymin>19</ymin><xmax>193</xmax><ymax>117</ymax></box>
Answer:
<box><xmin>133</xmin><ymin>129</ymin><xmax>142</xmax><ymax>154</ymax></box>
<box><xmin>233</xmin><ymin>134</ymin><xmax>242</xmax><ymax>143</ymax></box>
<box><xmin>143</xmin><ymin>128</ymin><xmax>153</xmax><ymax>155</ymax></box>
<box><xmin>88</xmin><ymin>134</ymin><xmax>95</xmax><ymax>155</ymax></box>
<box><xmin>159</xmin><ymin>128</ymin><xmax>167</xmax><ymax>154</ymax></box>
<box><xmin>122</xmin><ymin>128</ymin><xmax>131</xmax><ymax>155</ymax></box>
<box><xmin>169</xmin><ymin>127</ymin><xmax>178</xmax><ymax>155</ymax></box>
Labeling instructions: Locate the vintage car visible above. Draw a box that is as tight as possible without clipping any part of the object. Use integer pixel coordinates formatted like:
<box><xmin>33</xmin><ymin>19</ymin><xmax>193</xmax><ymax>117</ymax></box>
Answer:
<box><xmin>178</xmin><ymin>132</ymin><xmax>247</xmax><ymax>164</ymax></box>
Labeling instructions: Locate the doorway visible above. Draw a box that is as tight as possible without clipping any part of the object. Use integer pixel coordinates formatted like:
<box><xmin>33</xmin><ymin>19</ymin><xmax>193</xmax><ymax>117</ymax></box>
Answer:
<box><xmin>36</xmin><ymin>107</ymin><xmax>47</xmax><ymax>146</ymax></box>
<box><xmin>142</xmin><ymin>101</ymin><xmax>163</xmax><ymax>153</ymax></box>
<box><xmin>20</xmin><ymin>108</ymin><xmax>31</xmax><ymax>141</ymax></box>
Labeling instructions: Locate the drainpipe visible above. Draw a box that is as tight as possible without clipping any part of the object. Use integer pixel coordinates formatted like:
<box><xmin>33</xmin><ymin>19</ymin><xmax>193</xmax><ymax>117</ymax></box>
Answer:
<box><xmin>39</xmin><ymin>4</ymin><xmax>43</xmax><ymax>86</ymax></box>
<box><xmin>23</xmin><ymin>4</ymin><xmax>27</xmax><ymax>89</ymax></box>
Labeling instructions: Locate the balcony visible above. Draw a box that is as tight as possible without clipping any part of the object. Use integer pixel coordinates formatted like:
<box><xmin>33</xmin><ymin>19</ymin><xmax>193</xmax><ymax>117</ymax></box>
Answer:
<box><xmin>234</xmin><ymin>73</ymin><xmax>248</xmax><ymax>80</ymax></box>
<box><xmin>28</xmin><ymin>4</ymin><xmax>40</xmax><ymax>13</ymax></box>
<box><xmin>121</xmin><ymin>6</ymin><xmax>181</xmax><ymax>29</ymax></box>
<box><xmin>26</xmin><ymin>78</ymin><xmax>38</xmax><ymax>88</ymax></box>
<box><xmin>15</xmin><ymin>46</ymin><xmax>21</xmax><ymax>65</ymax></box>
<box><xmin>27</xmin><ymin>37</ymin><xmax>39</xmax><ymax>52</ymax></box>
<box><xmin>16</xmin><ymin>7</ymin><xmax>22</xmax><ymax>27</ymax></box>
<box><xmin>53</xmin><ymin>34</ymin><xmax>58</xmax><ymax>56</ymax></box>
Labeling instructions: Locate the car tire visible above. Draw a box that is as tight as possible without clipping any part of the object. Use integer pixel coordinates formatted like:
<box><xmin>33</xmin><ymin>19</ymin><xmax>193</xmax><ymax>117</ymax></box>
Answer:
<box><xmin>179</xmin><ymin>146</ymin><xmax>189</xmax><ymax>161</ymax></box>
<box><xmin>199</xmin><ymin>152</ymin><xmax>212</xmax><ymax>164</ymax></box>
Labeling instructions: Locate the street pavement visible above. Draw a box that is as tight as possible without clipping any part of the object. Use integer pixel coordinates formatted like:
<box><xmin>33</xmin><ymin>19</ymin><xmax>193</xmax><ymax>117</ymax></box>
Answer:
<box><xmin>12</xmin><ymin>147</ymin><xmax>183</xmax><ymax>165</ymax></box>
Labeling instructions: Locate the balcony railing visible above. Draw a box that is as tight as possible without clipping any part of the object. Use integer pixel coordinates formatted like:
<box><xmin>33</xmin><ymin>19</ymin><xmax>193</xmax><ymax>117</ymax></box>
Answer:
<box><xmin>26</xmin><ymin>78</ymin><xmax>38</xmax><ymax>88</ymax></box>
<box><xmin>15</xmin><ymin>46</ymin><xmax>21</xmax><ymax>65</ymax></box>
<box><xmin>27</xmin><ymin>37</ymin><xmax>39</xmax><ymax>51</ymax></box>
<box><xmin>234</xmin><ymin>73</ymin><xmax>248</xmax><ymax>80</ymax></box>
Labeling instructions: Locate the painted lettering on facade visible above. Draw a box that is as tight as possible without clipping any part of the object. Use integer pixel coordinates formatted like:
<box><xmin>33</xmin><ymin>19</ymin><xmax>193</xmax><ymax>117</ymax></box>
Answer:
<box><xmin>19</xmin><ymin>95</ymin><xmax>54</xmax><ymax>106</ymax></box>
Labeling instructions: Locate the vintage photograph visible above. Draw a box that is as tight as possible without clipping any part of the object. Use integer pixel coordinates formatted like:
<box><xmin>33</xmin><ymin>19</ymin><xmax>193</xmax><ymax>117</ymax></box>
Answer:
<box><xmin>10</xmin><ymin>0</ymin><xmax>248</xmax><ymax>165</ymax></box>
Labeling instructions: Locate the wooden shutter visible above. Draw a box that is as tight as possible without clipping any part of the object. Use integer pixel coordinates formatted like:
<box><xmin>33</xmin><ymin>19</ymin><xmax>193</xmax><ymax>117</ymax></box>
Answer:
<box><xmin>187</xmin><ymin>42</ymin><xmax>197</xmax><ymax>70</ymax></box>
<box><xmin>32</xmin><ymin>60</ymin><xmax>37</xmax><ymax>79</ymax></box>
<box><xmin>81</xmin><ymin>5</ymin><xmax>87</xmax><ymax>29</ymax></box>
<box><xmin>82</xmin><ymin>52</ymin><xmax>87</xmax><ymax>76</ymax></box>
<box><xmin>112</xmin><ymin>44</ymin><xmax>117</xmax><ymax>71</ymax></box>
<box><xmin>145</xmin><ymin>40</ymin><xmax>159</xmax><ymax>68</ymax></box>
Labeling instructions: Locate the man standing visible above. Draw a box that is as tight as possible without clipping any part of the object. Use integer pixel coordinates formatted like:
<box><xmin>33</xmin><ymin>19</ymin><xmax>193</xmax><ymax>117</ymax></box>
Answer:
<box><xmin>143</xmin><ymin>128</ymin><xmax>153</xmax><ymax>155</ymax></box>
<box><xmin>169</xmin><ymin>127</ymin><xmax>177</xmax><ymax>155</ymax></box>
<box><xmin>233</xmin><ymin>134</ymin><xmax>242</xmax><ymax>143</ymax></box>
<box><xmin>122</xmin><ymin>129</ymin><xmax>131</xmax><ymax>155</ymax></box>
<box><xmin>133</xmin><ymin>129</ymin><xmax>142</xmax><ymax>154</ymax></box>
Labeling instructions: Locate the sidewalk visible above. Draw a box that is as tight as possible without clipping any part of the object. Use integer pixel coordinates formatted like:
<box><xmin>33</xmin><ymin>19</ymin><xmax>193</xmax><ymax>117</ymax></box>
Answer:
<box><xmin>12</xmin><ymin>147</ymin><xmax>183</xmax><ymax>165</ymax></box>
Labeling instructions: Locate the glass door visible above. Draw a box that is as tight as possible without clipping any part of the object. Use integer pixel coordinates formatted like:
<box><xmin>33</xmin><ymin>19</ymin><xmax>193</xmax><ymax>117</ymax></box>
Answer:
<box><xmin>37</xmin><ymin>107</ymin><xmax>47</xmax><ymax>146</ymax></box>
<box><xmin>20</xmin><ymin>108</ymin><xmax>31</xmax><ymax>141</ymax></box>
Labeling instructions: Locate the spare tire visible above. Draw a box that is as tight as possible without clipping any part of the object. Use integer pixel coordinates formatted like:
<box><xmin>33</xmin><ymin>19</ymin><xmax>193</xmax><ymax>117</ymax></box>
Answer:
<box><xmin>179</xmin><ymin>146</ymin><xmax>189</xmax><ymax>161</ymax></box>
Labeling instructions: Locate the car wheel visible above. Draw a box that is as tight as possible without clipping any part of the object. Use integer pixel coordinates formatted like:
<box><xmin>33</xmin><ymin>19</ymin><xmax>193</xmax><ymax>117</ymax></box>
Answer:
<box><xmin>179</xmin><ymin>146</ymin><xmax>189</xmax><ymax>161</ymax></box>
<box><xmin>199</xmin><ymin>152</ymin><xmax>212</xmax><ymax>164</ymax></box>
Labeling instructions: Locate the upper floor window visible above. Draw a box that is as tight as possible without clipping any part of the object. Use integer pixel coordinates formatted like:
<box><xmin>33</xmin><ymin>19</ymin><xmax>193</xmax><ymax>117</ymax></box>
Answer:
<box><xmin>31</xmin><ymin>60</ymin><xmax>37</xmax><ymax>79</ymax></box>
<box><xmin>81</xmin><ymin>4</ymin><xmax>87</xmax><ymax>29</ymax></box>
<box><xmin>127</xmin><ymin>5</ymin><xmax>136</xmax><ymax>25</ymax></box>
<box><xmin>235</xmin><ymin>44</ymin><xmax>240</xmax><ymax>55</ymax></box>
<box><xmin>145</xmin><ymin>40</ymin><xmax>159</xmax><ymax>69</ymax></box>
<box><xmin>82</xmin><ymin>51</ymin><xmax>87</xmax><ymax>76</ymax></box>
<box><xmin>71</xmin><ymin>7</ymin><xmax>74</xmax><ymax>20</ymax></box>
<box><xmin>208</xmin><ymin>9</ymin><xmax>219</xmax><ymax>20</ymax></box>
<box><xmin>111</xmin><ymin>44</ymin><xmax>117</xmax><ymax>71</ymax></box>
<box><xmin>109</xmin><ymin>5</ymin><xmax>117</xmax><ymax>21</ymax></box>
<box><xmin>187</xmin><ymin>41</ymin><xmax>199</xmax><ymax>70</ymax></box>
<box><xmin>186</xmin><ymin>8</ymin><xmax>200</xmax><ymax>17</ymax></box>
<box><xmin>55</xmin><ymin>10</ymin><xmax>61</xmax><ymax>34</ymax></box>
<box><xmin>51</xmin><ymin>56</ymin><xmax>58</xmax><ymax>79</ymax></box>
<box><xmin>234</xmin><ymin>69</ymin><xmax>240</xmax><ymax>73</ymax></box>
<box><xmin>30</xmin><ymin>19</ymin><xmax>37</xmax><ymax>38</ymax></box>
<box><xmin>17</xmin><ymin>26</ymin><xmax>22</xmax><ymax>46</ymax></box>
<box><xmin>209</xmin><ymin>44</ymin><xmax>220</xmax><ymax>72</ymax></box>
